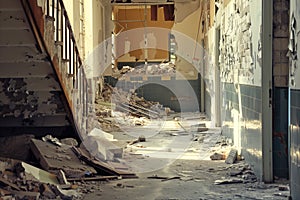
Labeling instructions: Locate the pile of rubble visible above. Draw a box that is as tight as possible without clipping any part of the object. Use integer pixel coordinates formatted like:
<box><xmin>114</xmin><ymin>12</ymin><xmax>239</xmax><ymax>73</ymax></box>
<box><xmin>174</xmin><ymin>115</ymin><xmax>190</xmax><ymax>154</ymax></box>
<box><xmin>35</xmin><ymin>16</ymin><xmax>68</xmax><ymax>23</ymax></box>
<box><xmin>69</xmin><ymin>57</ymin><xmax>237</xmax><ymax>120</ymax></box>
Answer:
<box><xmin>0</xmin><ymin>134</ymin><xmax>136</xmax><ymax>200</ymax></box>
<box><xmin>120</xmin><ymin>62</ymin><xmax>176</xmax><ymax>76</ymax></box>
<box><xmin>95</xmin><ymin>83</ymin><xmax>173</xmax><ymax>132</ymax></box>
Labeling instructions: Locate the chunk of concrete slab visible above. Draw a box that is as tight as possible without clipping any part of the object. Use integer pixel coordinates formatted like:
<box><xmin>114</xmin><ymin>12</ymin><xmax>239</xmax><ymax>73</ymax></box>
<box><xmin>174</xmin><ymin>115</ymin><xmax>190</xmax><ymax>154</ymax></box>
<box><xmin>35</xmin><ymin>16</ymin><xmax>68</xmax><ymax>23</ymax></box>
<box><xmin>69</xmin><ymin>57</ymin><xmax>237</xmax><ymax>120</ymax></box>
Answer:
<box><xmin>21</xmin><ymin>162</ymin><xmax>59</xmax><ymax>185</ymax></box>
<box><xmin>88</xmin><ymin>128</ymin><xmax>116</xmax><ymax>141</ymax></box>
<box><xmin>30</xmin><ymin>139</ymin><xmax>96</xmax><ymax>178</ymax></box>
<box><xmin>225</xmin><ymin>149</ymin><xmax>238</xmax><ymax>164</ymax></box>
<box><xmin>83</xmin><ymin>135</ymin><xmax>123</xmax><ymax>161</ymax></box>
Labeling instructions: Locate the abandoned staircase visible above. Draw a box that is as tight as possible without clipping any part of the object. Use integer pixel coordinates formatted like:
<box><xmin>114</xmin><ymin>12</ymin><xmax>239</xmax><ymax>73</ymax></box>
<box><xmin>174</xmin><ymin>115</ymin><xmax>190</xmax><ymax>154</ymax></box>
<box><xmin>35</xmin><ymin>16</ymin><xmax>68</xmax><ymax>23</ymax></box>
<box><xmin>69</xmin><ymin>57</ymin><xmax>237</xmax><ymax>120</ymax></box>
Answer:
<box><xmin>0</xmin><ymin>0</ymin><xmax>91</xmax><ymax>138</ymax></box>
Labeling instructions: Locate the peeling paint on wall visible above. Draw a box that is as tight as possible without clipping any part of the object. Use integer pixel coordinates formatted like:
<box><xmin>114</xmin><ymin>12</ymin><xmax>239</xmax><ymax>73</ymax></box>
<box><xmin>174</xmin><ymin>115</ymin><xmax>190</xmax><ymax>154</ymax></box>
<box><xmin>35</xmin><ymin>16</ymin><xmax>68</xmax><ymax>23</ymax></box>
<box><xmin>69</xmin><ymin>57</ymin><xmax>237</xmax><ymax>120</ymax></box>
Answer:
<box><xmin>219</xmin><ymin>0</ymin><xmax>261</xmax><ymax>86</ymax></box>
<box><xmin>288</xmin><ymin>0</ymin><xmax>300</xmax><ymax>89</ymax></box>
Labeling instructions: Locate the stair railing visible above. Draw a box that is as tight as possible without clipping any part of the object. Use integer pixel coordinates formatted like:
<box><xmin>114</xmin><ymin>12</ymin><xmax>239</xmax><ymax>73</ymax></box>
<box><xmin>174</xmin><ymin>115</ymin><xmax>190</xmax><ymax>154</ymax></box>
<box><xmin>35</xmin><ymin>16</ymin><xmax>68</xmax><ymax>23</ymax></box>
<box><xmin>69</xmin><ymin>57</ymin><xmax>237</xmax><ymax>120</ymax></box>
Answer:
<box><xmin>44</xmin><ymin>0</ymin><xmax>93</xmax><ymax>138</ymax></box>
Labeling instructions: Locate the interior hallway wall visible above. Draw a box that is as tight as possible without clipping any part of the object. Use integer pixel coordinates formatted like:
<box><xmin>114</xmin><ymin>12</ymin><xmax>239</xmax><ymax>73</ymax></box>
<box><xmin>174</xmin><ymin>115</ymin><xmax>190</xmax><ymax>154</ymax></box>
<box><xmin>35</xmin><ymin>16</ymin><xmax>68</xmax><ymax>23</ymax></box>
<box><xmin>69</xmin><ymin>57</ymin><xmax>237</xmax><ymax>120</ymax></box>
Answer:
<box><xmin>211</xmin><ymin>0</ymin><xmax>264</xmax><ymax>179</ymax></box>
<box><xmin>288</xmin><ymin>0</ymin><xmax>300</xmax><ymax>198</ymax></box>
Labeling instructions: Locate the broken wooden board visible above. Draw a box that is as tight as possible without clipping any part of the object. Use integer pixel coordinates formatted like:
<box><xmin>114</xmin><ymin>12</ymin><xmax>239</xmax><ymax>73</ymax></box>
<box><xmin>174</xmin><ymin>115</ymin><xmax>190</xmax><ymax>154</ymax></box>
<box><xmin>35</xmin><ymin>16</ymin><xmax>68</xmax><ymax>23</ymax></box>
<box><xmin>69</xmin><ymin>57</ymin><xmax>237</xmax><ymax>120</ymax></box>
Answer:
<box><xmin>30</xmin><ymin>139</ymin><xmax>97</xmax><ymax>178</ymax></box>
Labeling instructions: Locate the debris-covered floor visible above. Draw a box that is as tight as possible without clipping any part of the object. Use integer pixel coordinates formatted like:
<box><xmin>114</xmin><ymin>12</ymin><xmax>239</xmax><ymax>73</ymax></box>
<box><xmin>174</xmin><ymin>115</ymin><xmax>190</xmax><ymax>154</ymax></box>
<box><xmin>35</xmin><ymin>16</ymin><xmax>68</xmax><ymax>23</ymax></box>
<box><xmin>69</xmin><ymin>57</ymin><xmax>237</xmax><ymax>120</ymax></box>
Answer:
<box><xmin>0</xmin><ymin>86</ymin><xmax>291</xmax><ymax>200</ymax></box>
<box><xmin>0</xmin><ymin>114</ymin><xmax>290</xmax><ymax>200</ymax></box>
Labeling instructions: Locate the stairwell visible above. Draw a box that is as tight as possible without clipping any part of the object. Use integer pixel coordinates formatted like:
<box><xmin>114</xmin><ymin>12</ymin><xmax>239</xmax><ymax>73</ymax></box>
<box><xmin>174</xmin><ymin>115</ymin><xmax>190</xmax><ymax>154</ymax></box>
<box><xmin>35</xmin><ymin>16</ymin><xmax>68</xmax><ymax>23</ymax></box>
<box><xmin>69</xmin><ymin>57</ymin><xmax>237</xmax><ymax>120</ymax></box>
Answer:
<box><xmin>0</xmin><ymin>0</ymin><xmax>92</xmax><ymax>138</ymax></box>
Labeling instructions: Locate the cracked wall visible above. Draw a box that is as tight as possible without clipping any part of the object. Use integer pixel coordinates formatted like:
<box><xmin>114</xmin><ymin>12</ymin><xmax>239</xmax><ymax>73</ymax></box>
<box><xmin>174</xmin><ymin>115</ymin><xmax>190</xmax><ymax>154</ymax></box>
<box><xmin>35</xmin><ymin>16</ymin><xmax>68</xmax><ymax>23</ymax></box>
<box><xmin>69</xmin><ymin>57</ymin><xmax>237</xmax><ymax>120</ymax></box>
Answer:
<box><xmin>219</xmin><ymin>0</ymin><xmax>261</xmax><ymax>85</ymax></box>
<box><xmin>208</xmin><ymin>0</ymin><xmax>264</xmax><ymax>179</ymax></box>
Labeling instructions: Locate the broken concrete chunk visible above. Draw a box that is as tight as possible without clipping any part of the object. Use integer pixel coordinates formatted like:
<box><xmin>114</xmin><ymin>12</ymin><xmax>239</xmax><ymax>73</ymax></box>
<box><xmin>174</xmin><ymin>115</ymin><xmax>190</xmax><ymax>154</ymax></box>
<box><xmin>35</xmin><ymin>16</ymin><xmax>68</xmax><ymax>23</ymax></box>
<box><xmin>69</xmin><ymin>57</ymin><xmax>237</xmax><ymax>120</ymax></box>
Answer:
<box><xmin>88</xmin><ymin>128</ymin><xmax>116</xmax><ymax>141</ymax></box>
<box><xmin>225</xmin><ymin>149</ymin><xmax>238</xmax><ymax>164</ymax></box>
<box><xmin>30</xmin><ymin>139</ymin><xmax>96</xmax><ymax>177</ymax></box>
<box><xmin>83</xmin><ymin>135</ymin><xmax>123</xmax><ymax>161</ymax></box>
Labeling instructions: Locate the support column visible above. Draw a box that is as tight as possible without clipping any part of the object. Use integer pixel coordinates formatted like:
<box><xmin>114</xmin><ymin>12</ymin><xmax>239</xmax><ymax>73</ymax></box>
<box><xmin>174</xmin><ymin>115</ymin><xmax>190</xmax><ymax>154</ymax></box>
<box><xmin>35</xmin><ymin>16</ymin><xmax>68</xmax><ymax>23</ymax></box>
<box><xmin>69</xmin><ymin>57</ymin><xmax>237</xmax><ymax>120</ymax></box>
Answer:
<box><xmin>262</xmin><ymin>0</ymin><xmax>273</xmax><ymax>183</ymax></box>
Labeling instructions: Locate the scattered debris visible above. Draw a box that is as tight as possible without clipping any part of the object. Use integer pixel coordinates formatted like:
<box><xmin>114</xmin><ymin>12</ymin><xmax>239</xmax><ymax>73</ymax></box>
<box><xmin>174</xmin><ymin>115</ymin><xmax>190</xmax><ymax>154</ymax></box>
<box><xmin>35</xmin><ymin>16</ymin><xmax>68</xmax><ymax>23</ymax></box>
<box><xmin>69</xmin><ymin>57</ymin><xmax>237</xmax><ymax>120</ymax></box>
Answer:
<box><xmin>72</xmin><ymin>146</ymin><xmax>137</xmax><ymax>179</ymax></box>
<box><xmin>95</xmin><ymin>83</ymin><xmax>173</xmax><ymax>132</ymax></box>
<box><xmin>0</xmin><ymin>158</ymin><xmax>79</xmax><ymax>199</ymax></box>
<box><xmin>119</xmin><ymin>62</ymin><xmax>176</xmax><ymax>77</ymax></box>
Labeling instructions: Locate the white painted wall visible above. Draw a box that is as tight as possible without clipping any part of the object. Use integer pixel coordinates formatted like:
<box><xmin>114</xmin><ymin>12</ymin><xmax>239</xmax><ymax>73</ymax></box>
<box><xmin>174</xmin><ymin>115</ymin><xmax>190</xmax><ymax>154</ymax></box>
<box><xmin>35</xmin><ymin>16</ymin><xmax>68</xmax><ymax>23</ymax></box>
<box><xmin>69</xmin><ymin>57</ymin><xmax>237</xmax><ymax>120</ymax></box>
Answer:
<box><xmin>289</xmin><ymin>0</ymin><xmax>300</xmax><ymax>89</ymax></box>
